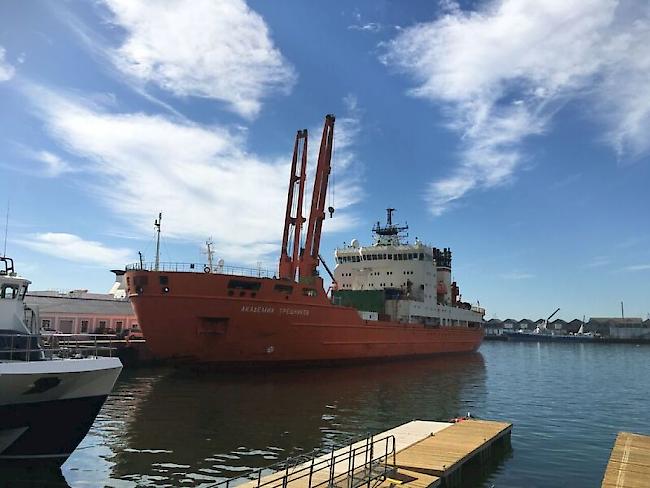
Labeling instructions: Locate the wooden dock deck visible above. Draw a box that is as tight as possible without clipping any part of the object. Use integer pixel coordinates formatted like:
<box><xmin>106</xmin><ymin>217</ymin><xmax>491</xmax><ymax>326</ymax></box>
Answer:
<box><xmin>234</xmin><ymin>419</ymin><xmax>511</xmax><ymax>488</ymax></box>
<box><xmin>602</xmin><ymin>432</ymin><xmax>650</xmax><ymax>488</ymax></box>
<box><xmin>391</xmin><ymin>419</ymin><xmax>512</xmax><ymax>486</ymax></box>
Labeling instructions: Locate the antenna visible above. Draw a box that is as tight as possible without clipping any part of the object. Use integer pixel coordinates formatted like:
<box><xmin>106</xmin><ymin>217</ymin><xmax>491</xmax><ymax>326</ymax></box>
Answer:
<box><xmin>204</xmin><ymin>238</ymin><xmax>214</xmax><ymax>272</ymax></box>
<box><xmin>2</xmin><ymin>199</ymin><xmax>9</xmax><ymax>257</ymax></box>
<box><xmin>154</xmin><ymin>212</ymin><xmax>162</xmax><ymax>272</ymax></box>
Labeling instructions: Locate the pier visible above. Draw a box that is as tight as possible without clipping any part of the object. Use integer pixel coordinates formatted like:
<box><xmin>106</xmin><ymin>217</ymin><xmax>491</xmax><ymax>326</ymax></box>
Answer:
<box><xmin>602</xmin><ymin>432</ymin><xmax>650</xmax><ymax>488</ymax></box>
<box><xmin>224</xmin><ymin>419</ymin><xmax>512</xmax><ymax>488</ymax></box>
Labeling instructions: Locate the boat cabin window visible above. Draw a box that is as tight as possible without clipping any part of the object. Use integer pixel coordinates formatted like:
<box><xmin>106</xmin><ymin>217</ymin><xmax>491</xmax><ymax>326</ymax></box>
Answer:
<box><xmin>302</xmin><ymin>288</ymin><xmax>317</xmax><ymax>297</ymax></box>
<box><xmin>227</xmin><ymin>279</ymin><xmax>262</xmax><ymax>291</ymax></box>
<box><xmin>274</xmin><ymin>284</ymin><xmax>293</xmax><ymax>294</ymax></box>
<box><xmin>0</xmin><ymin>284</ymin><xmax>19</xmax><ymax>299</ymax></box>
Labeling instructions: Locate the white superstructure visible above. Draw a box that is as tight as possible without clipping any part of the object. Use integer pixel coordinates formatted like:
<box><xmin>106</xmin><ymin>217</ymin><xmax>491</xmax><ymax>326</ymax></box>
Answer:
<box><xmin>333</xmin><ymin>209</ymin><xmax>484</xmax><ymax>326</ymax></box>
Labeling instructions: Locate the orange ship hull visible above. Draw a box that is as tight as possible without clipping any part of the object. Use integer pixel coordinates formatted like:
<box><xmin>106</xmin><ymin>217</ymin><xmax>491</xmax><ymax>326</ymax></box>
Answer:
<box><xmin>126</xmin><ymin>270</ymin><xmax>484</xmax><ymax>366</ymax></box>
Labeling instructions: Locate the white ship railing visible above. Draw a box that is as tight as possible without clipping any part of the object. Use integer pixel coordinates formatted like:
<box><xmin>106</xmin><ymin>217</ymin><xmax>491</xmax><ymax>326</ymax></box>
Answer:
<box><xmin>0</xmin><ymin>333</ymin><xmax>118</xmax><ymax>361</ymax></box>
<box><xmin>125</xmin><ymin>261</ymin><xmax>275</xmax><ymax>278</ymax></box>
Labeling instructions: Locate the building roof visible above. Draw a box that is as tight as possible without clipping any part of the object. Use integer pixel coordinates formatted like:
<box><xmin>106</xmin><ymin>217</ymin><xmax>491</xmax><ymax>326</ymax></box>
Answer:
<box><xmin>25</xmin><ymin>293</ymin><xmax>134</xmax><ymax>316</ymax></box>
<box><xmin>589</xmin><ymin>317</ymin><xmax>643</xmax><ymax>323</ymax></box>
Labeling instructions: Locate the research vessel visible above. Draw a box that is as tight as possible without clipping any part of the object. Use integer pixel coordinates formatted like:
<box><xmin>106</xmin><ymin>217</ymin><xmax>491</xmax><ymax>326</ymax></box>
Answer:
<box><xmin>125</xmin><ymin>115</ymin><xmax>485</xmax><ymax>366</ymax></box>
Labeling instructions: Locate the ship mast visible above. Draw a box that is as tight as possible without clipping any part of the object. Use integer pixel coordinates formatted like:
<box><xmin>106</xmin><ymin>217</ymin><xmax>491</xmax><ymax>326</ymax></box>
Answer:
<box><xmin>279</xmin><ymin>129</ymin><xmax>308</xmax><ymax>281</ymax></box>
<box><xmin>299</xmin><ymin>114</ymin><xmax>335</xmax><ymax>282</ymax></box>
<box><xmin>204</xmin><ymin>238</ymin><xmax>215</xmax><ymax>272</ymax></box>
<box><xmin>154</xmin><ymin>212</ymin><xmax>162</xmax><ymax>272</ymax></box>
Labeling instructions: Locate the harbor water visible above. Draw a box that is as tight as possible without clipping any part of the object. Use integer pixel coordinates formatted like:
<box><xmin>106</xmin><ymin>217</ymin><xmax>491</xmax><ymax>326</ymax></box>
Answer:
<box><xmin>10</xmin><ymin>341</ymin><xmax>650</xmax><ymax>487</ymax></box>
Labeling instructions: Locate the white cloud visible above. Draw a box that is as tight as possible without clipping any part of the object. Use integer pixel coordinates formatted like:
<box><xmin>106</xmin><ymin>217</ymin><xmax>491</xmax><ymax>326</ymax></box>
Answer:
<box><xmin>0</xmin><ymin>46</ymin><xmax>15</xmax><ymax>81</ymax></box>
<box><xmin>382</xmin><ymin>0</ymin><xmax>650</xmax><ymax>214</ymax></box>
<box><xmin>585</xmin><ymin>256</ymin><xmax>611</xmax><ymax>268</ymax></box>
<box><xmin>349</xmin><ymin>23</ymin><xmax>382</xmax><ymax>32</ymax></box>
<box><xmin>30</xmin><ymin>89</ymin><xmax>361</xmax><ymax>265</ymax></box>
<box><xmin>101</xmin><ymin>0</ymin><xmax>296</xmax><ymax>118</ymax></box>
<box><xmin>624</xmin><ymin>264</ymin><xmax>650</xmax><ymax>272</ymax></box>
<box><xmin>34</xmin><ymin>151</ymin><xmax>75</xmax><ymax>177</ymax></box>
<box><xmin>21</xmin><ymin>233</ymin><xmax>132</xmax><ymax>268</ymax></box>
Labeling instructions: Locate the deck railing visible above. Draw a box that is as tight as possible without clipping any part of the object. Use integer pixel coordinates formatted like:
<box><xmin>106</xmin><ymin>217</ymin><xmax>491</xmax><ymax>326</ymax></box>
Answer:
<box><xmin>208</xmin><ymin>434</ymin><xmax>396</xmax><ymax>488</ymax></box>
<box><xmin>0</xmin><ymin>333</ymin><xmax>118</xmax><ymax>361</ymax></box>
<box><xmin>125</xmin><ymin>262</ymin><xmax>275</xmax><ymax>278</ymax></box>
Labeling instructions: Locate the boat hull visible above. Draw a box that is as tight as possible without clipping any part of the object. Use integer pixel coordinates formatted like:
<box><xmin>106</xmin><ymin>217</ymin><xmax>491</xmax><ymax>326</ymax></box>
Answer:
<box><xmin>0</xmin><ymin>357</ymin><xmax>122</xmax><ymax>465</ymax></box>
<box><xmin>127</xmin><ymin>271</ymin><xmax>484</xmax><ymax>366</ymax></box>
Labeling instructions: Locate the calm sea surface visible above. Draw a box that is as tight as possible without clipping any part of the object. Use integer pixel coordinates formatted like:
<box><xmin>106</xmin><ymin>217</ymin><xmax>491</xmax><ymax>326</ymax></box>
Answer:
<box><xmin>10</xmin><ymin>341</ymin><xmax>650</xmax><ymax>487</ymax></box>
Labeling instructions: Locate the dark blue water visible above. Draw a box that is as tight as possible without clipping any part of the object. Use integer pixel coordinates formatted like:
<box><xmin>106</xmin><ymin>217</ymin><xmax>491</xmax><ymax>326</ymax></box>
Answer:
<box><xmin>12</xmin><ymin>342</ymin><xmax>650</xmax><ymax>487</ymax></box>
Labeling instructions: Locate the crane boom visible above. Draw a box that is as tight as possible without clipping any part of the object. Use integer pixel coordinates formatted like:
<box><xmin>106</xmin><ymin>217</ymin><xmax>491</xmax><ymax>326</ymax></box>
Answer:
<box><xmin>299</xmin><ymin>114</ymin><xmax>335</xmax><ymax>282</ymax></box>
<box><xmin>278</xmin><ymin>129</ymin><xmax>308</xmax><ymax>281</ymax></box>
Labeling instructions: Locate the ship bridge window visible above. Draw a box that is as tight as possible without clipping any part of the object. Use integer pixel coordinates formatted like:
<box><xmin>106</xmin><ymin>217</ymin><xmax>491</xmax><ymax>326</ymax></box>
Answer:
<box><xmin>303</xmin><ymin>288</ymin><xmax>317</xmax><ymax>297</ymax></box>
<box><xmin>0</xmin><ymin>284</ymin><xmax>18</xmax><ymax>299</ymax></box>
<box><xmin>134</xmin><ymin>276</ymin><xmax>148</xmax><ymax>287</ymax></box>
<box><xmin>419</xmin><ymin>253</ymin><xmax>424</xmax><ymax>260</ymax></box>
<box><xmin>274</xmin><ymin>284</ymin><xmax>293</xmax><ymax>294</ymax></box>
<box><xmin>228</xmin><ymin>279</ymin><xmax>262</xmax><ymax>291</ymax></box>
<box><xmin>387</xmin><ymin>254</ymin><xmax>393</xmax><ymax>260</ymax></box>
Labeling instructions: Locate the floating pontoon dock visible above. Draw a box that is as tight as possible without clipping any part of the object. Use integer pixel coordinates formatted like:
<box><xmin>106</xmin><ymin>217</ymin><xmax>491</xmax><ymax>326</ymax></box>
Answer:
<box><xmin>221</xmin><ymin>419</ymin><xmax>512</xmax><ymax>488</ymax></box>
<box><xmin>602</xmin><ymin>432</ymin><xmax>650</xmax><ymax>488</ymax></box>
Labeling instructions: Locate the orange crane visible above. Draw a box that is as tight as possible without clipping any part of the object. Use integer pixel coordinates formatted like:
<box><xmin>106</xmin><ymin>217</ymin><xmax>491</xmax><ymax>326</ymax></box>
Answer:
<box><xmin>278</xmin><ymin>128</ymin><xmax>308</xmax><ymax>281</ymax></box>
<box><xmin>299</xmin><ymin>114</ymin><xmax>335</xmax><ymax>282</ymax></box>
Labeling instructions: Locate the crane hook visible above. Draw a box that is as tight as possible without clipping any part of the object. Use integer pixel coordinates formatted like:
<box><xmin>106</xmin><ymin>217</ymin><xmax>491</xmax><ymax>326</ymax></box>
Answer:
<box><xmin>327</xmin><ymin>206</ymin><xmax>335</xmax><ymax>218</ymax></box>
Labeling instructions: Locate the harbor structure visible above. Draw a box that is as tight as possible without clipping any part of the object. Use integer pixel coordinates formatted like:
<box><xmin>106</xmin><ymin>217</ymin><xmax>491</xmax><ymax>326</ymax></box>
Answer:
<box><xmin>221</xmin><ymin>419</ymin><xmax>512</xmax><ymax>488</ymax></box>
<box><xmin>601</xmin><ymin>432</ymin><xmax>650</xmax><ymax>487</ymax></box>
<box><xmin>485</xmin><ymin>317</ymin><xmax>650</xmax><ymax>341</ymax></box>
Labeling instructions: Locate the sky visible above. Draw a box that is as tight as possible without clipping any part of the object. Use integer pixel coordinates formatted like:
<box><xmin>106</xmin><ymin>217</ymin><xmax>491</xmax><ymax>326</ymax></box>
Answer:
<box><xmin>0</xmin><ymin>0</ymin><xmax>648</xmax><ymax>320</ymax></box>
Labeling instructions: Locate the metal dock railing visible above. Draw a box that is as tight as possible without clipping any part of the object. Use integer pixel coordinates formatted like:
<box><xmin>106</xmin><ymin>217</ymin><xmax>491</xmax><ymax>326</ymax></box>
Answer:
<box><xmin>210</xmin><ymin>434</ymin><xmax>396</xmax><ymax>488</ymax></box>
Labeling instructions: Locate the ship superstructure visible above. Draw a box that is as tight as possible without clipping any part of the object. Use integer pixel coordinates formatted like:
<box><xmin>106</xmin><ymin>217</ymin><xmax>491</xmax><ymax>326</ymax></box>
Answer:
<box><xmin>124</xmin><ymin>115</ymin><xmax>485</xmax><ymax>366</ymax></box>
<box><xmin>333</xmin><ymin>208</ymin><xmax>483</xmax><ymax>327</ymax></box>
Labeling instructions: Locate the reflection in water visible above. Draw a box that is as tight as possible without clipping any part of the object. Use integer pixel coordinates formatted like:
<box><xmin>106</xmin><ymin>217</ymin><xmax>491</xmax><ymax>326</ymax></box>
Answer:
<box><xmin>65</xmin><ymin>354</ymin><xmax>486</xmax><ymax>487</ymax></box>
<box><xmin>1</xmin><ymin>464</ymin><xmax>70</xmax><ymax>487</ymax></box>
<box><xmin>28</xmin><ymin>342</ymin><xmax>650</xmax><ymax>487</ymax></box>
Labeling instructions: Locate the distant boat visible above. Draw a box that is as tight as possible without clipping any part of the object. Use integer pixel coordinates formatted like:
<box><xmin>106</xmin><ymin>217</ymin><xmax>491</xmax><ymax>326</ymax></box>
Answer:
<box><xmin>504</xmin><ymin>326</ymin><xmax>599</xmax><ymax>343</ymax></box>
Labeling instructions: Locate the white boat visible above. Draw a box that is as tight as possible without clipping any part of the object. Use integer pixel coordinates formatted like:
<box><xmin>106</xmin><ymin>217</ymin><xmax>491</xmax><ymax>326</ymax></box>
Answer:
<box><xmin>0</xmin><ymin>256</ymin><xmax>122</xmax><ymax>466</ymax></box>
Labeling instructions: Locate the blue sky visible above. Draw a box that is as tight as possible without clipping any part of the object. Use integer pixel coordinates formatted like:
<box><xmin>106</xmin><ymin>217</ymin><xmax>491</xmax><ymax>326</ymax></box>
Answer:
<box><xmin>0</xmin><ymin>0</ymin><xmax>648</xmax><ymax>320</ymax></box>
